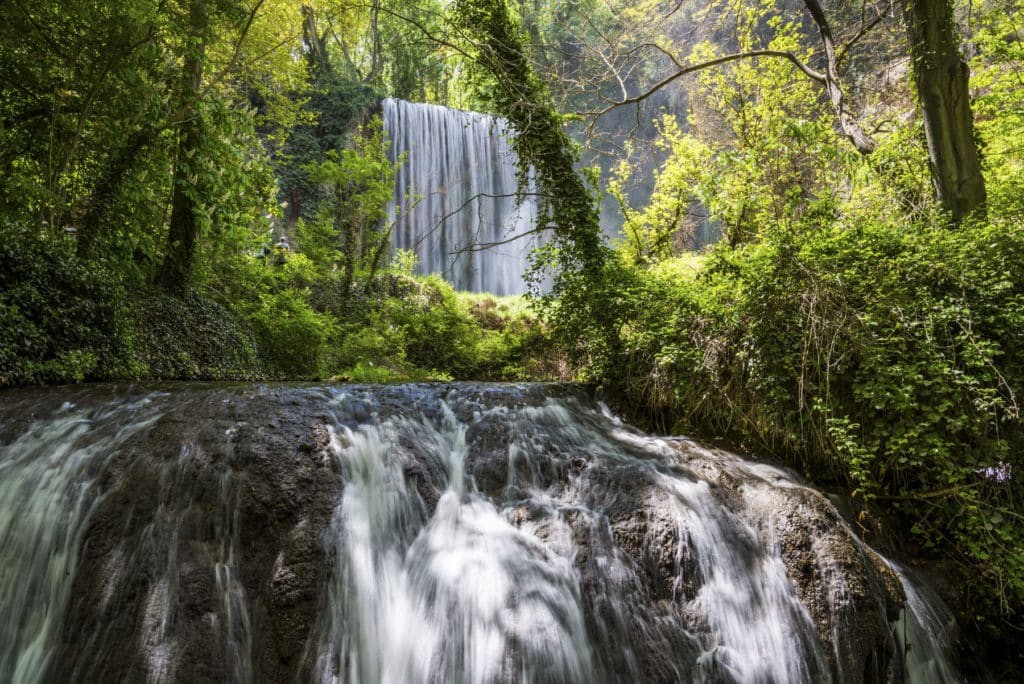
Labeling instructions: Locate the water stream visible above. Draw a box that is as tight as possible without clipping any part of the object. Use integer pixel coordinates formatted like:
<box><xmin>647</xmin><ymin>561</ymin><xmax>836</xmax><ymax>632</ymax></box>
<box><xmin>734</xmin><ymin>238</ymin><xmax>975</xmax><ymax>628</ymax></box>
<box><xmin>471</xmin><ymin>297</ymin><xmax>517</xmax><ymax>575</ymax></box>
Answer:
<box><xmin>0</xmin><ymin>383</ymin><xmax>961</xmax><ymax>682</ymax></box>
<box><xmin>383</xmin><ymin>99</ymin><xmax>540</xmax><ymax>295</ymax></box>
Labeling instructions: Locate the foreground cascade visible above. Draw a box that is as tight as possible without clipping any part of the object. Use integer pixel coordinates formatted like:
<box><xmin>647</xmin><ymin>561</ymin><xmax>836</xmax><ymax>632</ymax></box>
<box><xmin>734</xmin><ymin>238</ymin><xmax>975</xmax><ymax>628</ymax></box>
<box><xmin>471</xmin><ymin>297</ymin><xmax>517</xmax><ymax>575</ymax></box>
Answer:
<box><xmin>0</xmin><ymin>383</ymin><xmax>958</xmax><ymax>683</ymax></box>
<box><xmin>383</xmin><ymin>98</ymin><xmax>540</xmax><ymax>295</ymax></box>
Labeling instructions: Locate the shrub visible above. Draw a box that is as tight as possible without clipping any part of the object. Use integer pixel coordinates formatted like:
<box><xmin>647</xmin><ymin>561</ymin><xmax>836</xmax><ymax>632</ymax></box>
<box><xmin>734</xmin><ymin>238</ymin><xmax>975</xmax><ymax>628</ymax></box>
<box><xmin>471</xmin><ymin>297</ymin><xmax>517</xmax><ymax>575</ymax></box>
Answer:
<box><xmin>242</xmin><ymin>288</ymin><xmax>335</xmax><ymax>377</ymax></box>
<box><xmin>602</xmin><ymin>215</ymin><xmax>1024</xmax><ymax>616</ymax></box>
<box><xmin>0</xmin><ymin>221</ymin><xmax>135</xmax><ymax>385</ymax></box>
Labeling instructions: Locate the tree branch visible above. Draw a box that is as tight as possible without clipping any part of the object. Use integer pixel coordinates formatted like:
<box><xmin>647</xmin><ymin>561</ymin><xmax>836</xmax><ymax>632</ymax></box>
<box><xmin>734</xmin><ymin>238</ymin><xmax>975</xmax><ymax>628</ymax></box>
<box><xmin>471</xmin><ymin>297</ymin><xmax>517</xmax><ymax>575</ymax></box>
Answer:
<box><xmin>802</xmin><ymin>0</ymin><xmax>878</xmax><ymax>153</ymax></box>
<box><xmin>584</xmin><ymin>49</ymin><xmax>826</xmax><ymax>134</ymax></box>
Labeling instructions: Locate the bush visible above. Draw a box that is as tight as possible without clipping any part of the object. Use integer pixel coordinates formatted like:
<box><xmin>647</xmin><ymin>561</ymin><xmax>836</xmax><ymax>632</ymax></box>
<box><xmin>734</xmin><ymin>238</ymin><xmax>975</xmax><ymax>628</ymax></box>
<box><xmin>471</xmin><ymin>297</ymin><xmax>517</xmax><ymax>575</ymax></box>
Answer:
<box><xmin>601</xmin><ymin>215</ymin><xmax>1024</xmax><ymax>616</ymax></box>
<box><xmin>241</xmin><ymin>288</ymin><xmax>335</xmax><ymax>377</ymax></box>
<box><xmin>461</xmin><ymin>293</ymin><xmax>565</xmax><ymax>380</ymax></box>
<box><xmin>386</xmin><ymin>276</ymin><xmax>482</xmax><ymax>377</ymax></box>
<box><xmin>0</xmin><ymin>221</ymin><xmax>136</xmax><ymax>385</ymax></box>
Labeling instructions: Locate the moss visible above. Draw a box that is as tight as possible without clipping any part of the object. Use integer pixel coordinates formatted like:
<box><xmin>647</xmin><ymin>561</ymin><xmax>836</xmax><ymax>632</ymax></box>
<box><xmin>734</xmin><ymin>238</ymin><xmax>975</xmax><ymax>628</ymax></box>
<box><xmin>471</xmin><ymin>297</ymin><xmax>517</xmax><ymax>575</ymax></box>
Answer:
<box><xmin>131</xmin><ymin>291</ymin><xmax>265</xmax><ymax>381</ymax></box>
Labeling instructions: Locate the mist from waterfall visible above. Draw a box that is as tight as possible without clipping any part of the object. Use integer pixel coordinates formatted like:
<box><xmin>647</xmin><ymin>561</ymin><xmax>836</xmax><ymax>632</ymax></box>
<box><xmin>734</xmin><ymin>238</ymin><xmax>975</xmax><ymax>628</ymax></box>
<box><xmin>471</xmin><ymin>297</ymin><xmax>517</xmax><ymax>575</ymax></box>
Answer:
<box><xmin>383</xmin><ymin>98</ymin><xmax>541</xmax><ymax>296</ymax></box>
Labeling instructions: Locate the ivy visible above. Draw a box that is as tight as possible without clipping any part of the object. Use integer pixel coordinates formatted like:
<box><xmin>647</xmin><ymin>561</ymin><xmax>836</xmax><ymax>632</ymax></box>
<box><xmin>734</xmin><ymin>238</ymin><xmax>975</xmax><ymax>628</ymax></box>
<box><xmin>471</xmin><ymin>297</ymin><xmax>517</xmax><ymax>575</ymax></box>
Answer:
<box><xmin>453</xmin><ymin>0</ymin><xmax>627</xmax><ymax>369</ymax></box>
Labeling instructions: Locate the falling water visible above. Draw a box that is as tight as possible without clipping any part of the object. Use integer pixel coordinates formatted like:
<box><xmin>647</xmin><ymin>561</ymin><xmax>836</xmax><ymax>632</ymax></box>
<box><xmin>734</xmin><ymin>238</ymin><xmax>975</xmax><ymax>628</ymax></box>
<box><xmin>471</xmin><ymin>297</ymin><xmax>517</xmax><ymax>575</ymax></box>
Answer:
<box><xmin>0</xmin><ymin>383</ymin><xmax>966</xmax><ymax>683</ymax></box>
<box><xmin>313</xmin><ymin>401</ymin><xmax>593</xmax><ymax>683</ymax></box>
<box><xmin>891</xmin><ymin>564</ymin><xmax>960</xmax><ymax>683</ymax></box>
<box><xmin>383</xmin><ymin>98</ymin><xmax>540</xmax><ymax>295</ymax></box>
<box><xmin>0</xmin><ymin>396</ymin><xmax>159</xmax><ymax>683</ymax></box>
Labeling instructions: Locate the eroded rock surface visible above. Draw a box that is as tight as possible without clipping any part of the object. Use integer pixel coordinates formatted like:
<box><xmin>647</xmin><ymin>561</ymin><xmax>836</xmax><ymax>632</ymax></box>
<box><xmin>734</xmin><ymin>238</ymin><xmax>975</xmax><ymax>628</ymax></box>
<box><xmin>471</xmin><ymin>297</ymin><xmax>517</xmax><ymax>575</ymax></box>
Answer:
<box><xmin>0</xmin><ymin>383</ymin><xmax>946</xmax><ymax>683</ymax></box>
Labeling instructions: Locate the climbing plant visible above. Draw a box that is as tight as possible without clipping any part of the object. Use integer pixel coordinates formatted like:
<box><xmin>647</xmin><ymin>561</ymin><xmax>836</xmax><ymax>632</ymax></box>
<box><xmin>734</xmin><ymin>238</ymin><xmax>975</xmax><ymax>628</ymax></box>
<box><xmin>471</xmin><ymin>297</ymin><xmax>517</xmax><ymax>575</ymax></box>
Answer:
<box><xmin>453</xmin><ymin>0</ymin><xmax>630</xmax><ymax>367</ymax></box>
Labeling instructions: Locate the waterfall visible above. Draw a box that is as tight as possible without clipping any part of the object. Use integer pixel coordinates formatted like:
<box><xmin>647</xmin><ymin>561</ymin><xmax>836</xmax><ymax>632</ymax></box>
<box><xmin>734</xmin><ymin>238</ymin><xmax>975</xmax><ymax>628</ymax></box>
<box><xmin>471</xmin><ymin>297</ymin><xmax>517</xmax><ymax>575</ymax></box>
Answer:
<box><xmin>0</xmin><ymin>383</ymin><xmax>966</xmax><ymax>683</ymax></box>
<box><xmin>0</xmin><ymin>397</ymin><xmax>159</xmax><ymax>684</ymax></box>
<box><xmin>383</xmin><ymin>98</ymin><xmax>541</xmax><ymax>295</ymax></box>
<box><xmin>891</xmin><ymin>564</ymin><xmax>960</xmax><ymax>683</ymax></box>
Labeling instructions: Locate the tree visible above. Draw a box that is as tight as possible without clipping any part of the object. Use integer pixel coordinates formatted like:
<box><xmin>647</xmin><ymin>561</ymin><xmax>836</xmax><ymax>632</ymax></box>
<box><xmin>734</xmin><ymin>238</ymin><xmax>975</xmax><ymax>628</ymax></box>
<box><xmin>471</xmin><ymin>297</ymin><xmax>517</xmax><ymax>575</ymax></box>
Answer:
<box><xmin>580</xmin><ymin>0</ymin><xmax>987</xmax><ymax>221</ymax></box>
<box><xmin>160</xmin><ymin>0</ymin><xmax>210</xmax><ymax>293</ymax></box>
<box><xmin>903</xmin><ymin>0</ymin><xmax>987</xmax><ymax>220</ymax></box>
<box><xmin>304</xmin><ymin>117</ymin><xmax>399</xmax><ymax>303</ymax></box>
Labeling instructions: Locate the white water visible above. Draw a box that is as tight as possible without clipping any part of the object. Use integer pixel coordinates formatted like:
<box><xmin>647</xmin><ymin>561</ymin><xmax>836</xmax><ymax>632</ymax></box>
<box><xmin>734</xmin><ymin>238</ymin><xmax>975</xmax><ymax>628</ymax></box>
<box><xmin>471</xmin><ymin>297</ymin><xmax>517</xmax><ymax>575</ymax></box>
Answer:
<box><xmin>0</xmin><ymin>384</ymin><xmax>966</xmax><ymax>683</ymax></box>
<box><xmin>312</xmin><ymin>390</ymin><xmax>833</xmax><ymax>682</ymax></box>
<box><xmin>892</xmin><ymin>564</ymin><xmax>960</xmax><ymax>683</ymax></box>
<box><xmin>0</xmin><ymin>398</ymin><xmax>159</xmax><ymax>684</ymax></box>
<box><xmin>0</xmin><ymin>393</ymin><xmax>254</xmax><ymax>684</ymax></box>
<box><xmin>663</xmin><ymin>475</ymin><xmax>829</xmax><ymax>682</ymax></box>
<box><xmin>314</xmin><ymin>403</ymin><xmax>593</xmax><ymax>682</ymax></box>
<box><xmin>383</xmin><ymin>98</ymin><xmax>541</xmax><ymax>295</ymax></box>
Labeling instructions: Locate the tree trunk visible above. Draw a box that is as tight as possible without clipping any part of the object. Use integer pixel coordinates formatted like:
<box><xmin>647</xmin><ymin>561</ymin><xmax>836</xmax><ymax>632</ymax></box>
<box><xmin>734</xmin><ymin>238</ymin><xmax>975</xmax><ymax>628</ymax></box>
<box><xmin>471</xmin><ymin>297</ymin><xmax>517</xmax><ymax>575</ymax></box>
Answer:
<box><xmin>903</xmin><ymin>0</ymin><xmax>986</xmax><ymax>220</ymax></box>
<box><xmin>301</xmin><ymin>5</ymin><xmax>331</xmax><ymax>77</ymax></box>
<box><xmin>160</xmin><ymin>0</ymin><xmax>208</xmax><ymax>293</ymax></box>
<box><xmin>364</xmin><ymin>0</ymin><xmax>384</xmax><ymax>85</ymax></box>
<box><xmin>77</xmin><ymin>128</ymin><xmax>155</xmax><ymax>257</ymax></box>
<box><xmin>335</xmin><ymin>187</ymin><xmax>357</xmax><ymax>304</ymax></box>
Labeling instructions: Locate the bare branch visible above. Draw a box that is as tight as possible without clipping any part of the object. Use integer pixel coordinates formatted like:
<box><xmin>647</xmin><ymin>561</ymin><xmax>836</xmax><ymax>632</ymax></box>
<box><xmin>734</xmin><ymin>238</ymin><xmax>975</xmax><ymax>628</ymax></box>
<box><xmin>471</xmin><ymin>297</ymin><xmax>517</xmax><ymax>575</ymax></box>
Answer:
<box><xmin>802</xmin><ymin>0</ymin><xmax>877</xmax><ymax>153</ymax></box>
<box><xmin>836</xmin><ymin>0</ymin><xmax>893</xmax><ymax>66</ymax></box>
<box><xmin>204</xmin><ymin>0</ymin><xmax>267</xmax><ymax>96</ymax></box>
<box><xmin>584</xmin><ymin>49</ymin><xmax>826</xmax><ymax>137</ymax></box>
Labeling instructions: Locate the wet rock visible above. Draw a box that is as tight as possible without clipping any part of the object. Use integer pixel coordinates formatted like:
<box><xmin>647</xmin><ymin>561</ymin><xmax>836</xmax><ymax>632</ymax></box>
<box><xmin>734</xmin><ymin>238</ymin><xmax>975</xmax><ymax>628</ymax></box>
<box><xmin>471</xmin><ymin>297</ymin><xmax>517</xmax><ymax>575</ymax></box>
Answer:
<box><xmin>765</xmin><ymin>491</ymin><xmax>901</xmax><ymax>682</ymax></box>
<box><xmin>33</xmin><ymin>387</ymin><xmax>343</xmax><ymax>682</ymax></box>
<box><xmin>0</xmin><ymin>382</ymin><xmax>954</xmax><ymax>684</ymax></box>
<box><xmin>670</xmin><ymin>441</ymin><xmax>905</xmax><ymax>683</ymax></box>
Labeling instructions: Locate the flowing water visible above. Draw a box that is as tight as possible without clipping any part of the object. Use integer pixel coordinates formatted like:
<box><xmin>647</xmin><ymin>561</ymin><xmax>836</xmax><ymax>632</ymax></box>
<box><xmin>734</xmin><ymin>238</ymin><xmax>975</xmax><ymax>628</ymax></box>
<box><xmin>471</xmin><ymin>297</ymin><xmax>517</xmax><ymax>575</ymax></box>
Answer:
<box><xmin>0</xmin><ymin>383</ymin><xmax>960</xmax><ymax>682</ymax></box>
<box><xmin>383</xmin><ymin>99</ymin><xmax>540</xmax><ymax>295</ymax></box>
<box><xmin>891</xmin><ymin>563</ymin><xmax>960</xmax><ymax>683</ymax></box>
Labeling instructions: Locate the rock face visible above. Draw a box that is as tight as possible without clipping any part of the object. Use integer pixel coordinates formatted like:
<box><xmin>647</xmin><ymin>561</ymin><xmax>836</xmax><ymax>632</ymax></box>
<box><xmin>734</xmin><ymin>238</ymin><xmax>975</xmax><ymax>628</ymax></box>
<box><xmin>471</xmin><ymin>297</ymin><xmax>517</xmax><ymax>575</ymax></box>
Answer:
<box><xmin>666</xmin><ymin>443</ymin><xmax>905</xmax><ymax>683</ymax></box>
<box><xmin>41</xmin><ymin>387</ymin><xmax>343</xmax><ymax>682</ymax></box>
<box><xmin>0</xmin><ymin>383</ymin><xmax>947</xmax><ymax>683</ymax></box>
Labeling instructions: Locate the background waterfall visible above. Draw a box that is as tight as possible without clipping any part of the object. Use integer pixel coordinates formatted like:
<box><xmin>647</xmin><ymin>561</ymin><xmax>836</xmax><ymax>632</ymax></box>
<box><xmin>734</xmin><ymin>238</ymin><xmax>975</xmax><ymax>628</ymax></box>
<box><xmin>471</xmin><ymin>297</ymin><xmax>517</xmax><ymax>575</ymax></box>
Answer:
<box><xmin>383</xmin><ymin>98</ymin><xmax>541</xmax><ymax>295</ymax></box>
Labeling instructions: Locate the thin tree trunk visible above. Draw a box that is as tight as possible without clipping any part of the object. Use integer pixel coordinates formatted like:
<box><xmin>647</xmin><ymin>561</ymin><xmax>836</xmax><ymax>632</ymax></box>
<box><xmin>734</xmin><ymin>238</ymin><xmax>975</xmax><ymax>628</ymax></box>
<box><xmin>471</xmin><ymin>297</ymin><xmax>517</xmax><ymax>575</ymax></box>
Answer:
<box><xmin>903</xmin><ymin>0</ymin><xmax>986</xmax><ymax>220</ymax></box>
<box><xmin>335</xmin><ymin>188</ymin><xmax>357</xmax><ymax>304</ymax></box>
<box><xmin>365</xmin><ymin>0</ymin><xmax>384</xmax><ymax>85</ymax></box>
<box><xmin>160</xmin><ymin>0</ymin><xmax>208</xmax><ymax>294</ymax></box>
<box><xmin>301</xmin><ymin>5</ymin><xmax>331</xmax><ymax>77</ymax></box>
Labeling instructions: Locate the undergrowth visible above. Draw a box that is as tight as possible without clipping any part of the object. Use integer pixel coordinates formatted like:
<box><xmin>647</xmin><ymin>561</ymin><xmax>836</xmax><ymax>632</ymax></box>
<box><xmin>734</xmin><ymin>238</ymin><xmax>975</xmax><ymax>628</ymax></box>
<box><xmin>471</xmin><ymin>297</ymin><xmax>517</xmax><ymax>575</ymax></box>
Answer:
<box><xmin>596</xmin><ymin>214</ymin><xmax>1024</xmax><ymax>621</ymax></box>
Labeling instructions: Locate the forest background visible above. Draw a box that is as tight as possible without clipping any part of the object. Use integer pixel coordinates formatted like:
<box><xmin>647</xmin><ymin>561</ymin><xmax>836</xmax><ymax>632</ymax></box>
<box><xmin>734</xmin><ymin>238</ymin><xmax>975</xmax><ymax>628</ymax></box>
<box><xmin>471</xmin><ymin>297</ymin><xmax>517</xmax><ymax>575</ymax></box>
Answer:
<box><xmin>1</xmin><ymin>0</ymin><xmax>1023</xmax><ymax>674</ymax></box>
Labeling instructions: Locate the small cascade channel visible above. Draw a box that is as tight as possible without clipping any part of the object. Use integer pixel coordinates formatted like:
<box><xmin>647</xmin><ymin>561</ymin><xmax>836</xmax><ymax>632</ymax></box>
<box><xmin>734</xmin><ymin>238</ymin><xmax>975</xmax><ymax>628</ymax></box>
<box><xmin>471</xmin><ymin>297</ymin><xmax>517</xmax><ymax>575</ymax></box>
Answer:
<box><xmin>0</xmin><ymin>383</ymin><xmax>961</xmax><ymax>682</ymax></box>
<box><xmin>383</xmin><ymin>99</ymin><xmax>540</xmax><ymax>295</ymax></box>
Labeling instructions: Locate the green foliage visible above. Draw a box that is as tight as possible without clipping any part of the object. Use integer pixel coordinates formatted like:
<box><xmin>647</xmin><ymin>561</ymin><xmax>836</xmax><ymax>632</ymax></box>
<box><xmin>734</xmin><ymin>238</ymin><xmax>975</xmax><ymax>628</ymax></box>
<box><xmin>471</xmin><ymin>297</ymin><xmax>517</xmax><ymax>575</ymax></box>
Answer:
<box><xmin>242</xmin><ymin>287</ymin><xmax>336</xmax><ymax>377</ymax></box>
<box><xmin>609</xmin><ymin>117</ymin><xmax>712</xmax><ymax>264</ymax></box>
<box><xmin>274</xmin><ymin>73</ymin><xmax>380</xmax><ymax>225</ymax></box>
<box><xmin>0</xmin><ymin>222</ymin><xmax>135</xmax><ymax>385</ymax></box>
<box><xmin>972</xmin><ymin>0</ymin><xmax>1024</xmax><ymax>218</ymax></box>
<box><xmin>643</xmin><ymin>11</ymin><xmax>856</xmax><ymax>246</ymax></box>
<box><xmin>131</xmin><ymin>291</ymin><xmax>263</xmax><ymax>380</ymax></box>
<box><xmin>382</xmin><ymin>276</ymin><xmax>481</xmax><ymax>377</ymax></box>
<box><xmin>327</xmin><ymin>275</ymin><xmax>555</xmax><ymax>382</ymax></box>
<box><xmin>304</xmin><ymin>116</ymin><xmax>400</xmax><ymax>294</ymax></box>
<box><xmin>602</xmin><ymin>215</ymin><xmax>1024</xmax><ymax>616</ymax></box>
<box><xmin>461</xmin><ymin>293</ymin><xmax>565</xmax><ymax>380</ymax></box>
<box><xmin>454</xmin><ymin>0</ymin><xmax>622</xmax><ymax>370</ymax></box>
<box><xmin>0</xmin><ymin>221</ymin><xmax>267</xmax><ymax>385</ymax></box>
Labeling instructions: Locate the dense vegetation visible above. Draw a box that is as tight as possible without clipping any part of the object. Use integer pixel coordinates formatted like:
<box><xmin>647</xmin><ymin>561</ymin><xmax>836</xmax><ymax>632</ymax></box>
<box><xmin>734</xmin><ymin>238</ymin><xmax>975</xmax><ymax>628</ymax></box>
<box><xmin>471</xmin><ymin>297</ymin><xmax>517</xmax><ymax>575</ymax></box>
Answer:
<box><xmin>0</xmin><ymin>0</ymin><xmax>557</xmax><ymax>385</ymax></box>
<box><xmin>1</xmin><ymin>0</ymin><xmax>1023</xmax><ymax>669</ymax></box>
